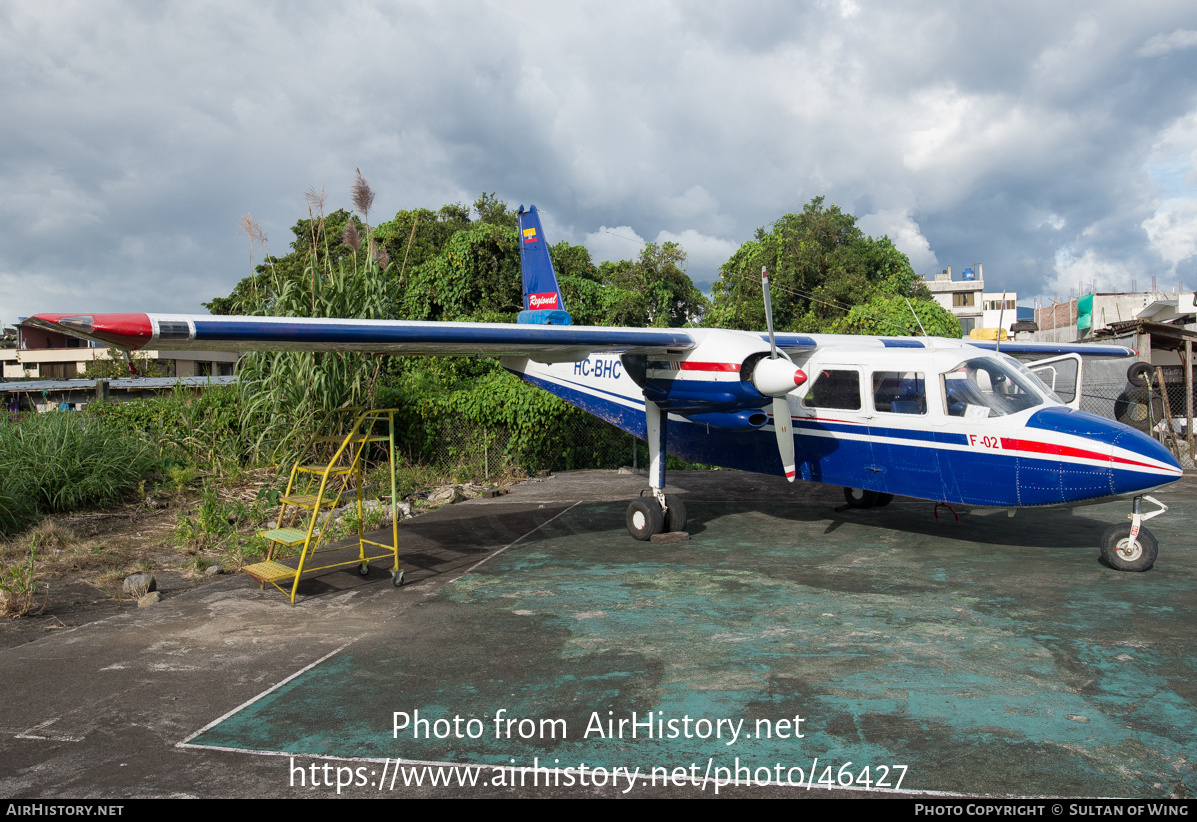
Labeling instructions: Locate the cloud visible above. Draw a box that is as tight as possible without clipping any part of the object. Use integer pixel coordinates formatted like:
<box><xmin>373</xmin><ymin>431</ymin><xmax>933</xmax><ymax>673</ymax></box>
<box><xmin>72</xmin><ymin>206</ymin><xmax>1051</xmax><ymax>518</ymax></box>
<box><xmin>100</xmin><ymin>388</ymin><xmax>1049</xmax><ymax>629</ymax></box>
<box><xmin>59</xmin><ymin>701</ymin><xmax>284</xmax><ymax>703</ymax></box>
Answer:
<box><xmin>3</xmin><ymin>2</ymin><xmax>1197</xmax><ymax>321</ymax></box>
<box><xmin>652</xmin><ymin>229</ymin><xmax>740</xmax><ymax>288</ymax></box>
<box><xmin>1142</xmin><ymin>198</ymin><xmax>1197</xmax><ymax>270</ymax></box>
<box><xmin>1138</xmin><ymin>28</ymin><xmax>1197</xmax><ymax>57</ymax></box>
<box><xmin>583</xmin><ymin>226</ymin><xmax>646</xmax><ymax>265</ymax></box>
<box><xmin>856</xmin><ymin>209</ymin><xmax>939</xmax><ymax>275</ymax></box>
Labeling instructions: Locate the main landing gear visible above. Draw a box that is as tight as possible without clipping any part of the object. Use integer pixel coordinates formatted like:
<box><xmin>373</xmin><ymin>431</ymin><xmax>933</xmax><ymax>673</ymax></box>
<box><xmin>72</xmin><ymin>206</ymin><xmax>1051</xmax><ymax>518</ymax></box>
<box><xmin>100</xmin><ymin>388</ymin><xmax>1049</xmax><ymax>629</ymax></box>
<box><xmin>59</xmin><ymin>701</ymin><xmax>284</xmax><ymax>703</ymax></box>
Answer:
<box><xmin>842</xmin><ymin>488</ymin><xmax>894</xmax><ymax>509</ymax></box>
<box><xmin>625</xmin><ymin>399</ymin><xmax>689</xmax><ymax>541</ymax></box>
<box><xmin>1100</xmin><ymin>495</ymin><xmax>1165</xmax><ymax>572</ymax></box>
<box><xmin>626</xmin><ymin>493</ymin><xmax>688</xmax><ymax>541</ymax></box>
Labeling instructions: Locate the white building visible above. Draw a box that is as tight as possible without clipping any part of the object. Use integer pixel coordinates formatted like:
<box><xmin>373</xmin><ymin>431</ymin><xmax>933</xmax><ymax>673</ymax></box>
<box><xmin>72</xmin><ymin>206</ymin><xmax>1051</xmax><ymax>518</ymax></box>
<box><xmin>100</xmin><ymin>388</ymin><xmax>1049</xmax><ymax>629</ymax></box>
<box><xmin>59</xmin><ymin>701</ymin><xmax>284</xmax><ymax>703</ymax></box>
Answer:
<box><xmin>1034</xmin><ymin>292</ymin><xmax>1196</xmax><ymax>343</ymax></box>
<box><xmin>1</xmin><ymin>321</ymin><xmax>238</xmax><ymax>380</ymax></box>
<box><xmin>925</xmin><ymin>264</ymin><xmax>1017</xmax><ymax>338</ymax></box>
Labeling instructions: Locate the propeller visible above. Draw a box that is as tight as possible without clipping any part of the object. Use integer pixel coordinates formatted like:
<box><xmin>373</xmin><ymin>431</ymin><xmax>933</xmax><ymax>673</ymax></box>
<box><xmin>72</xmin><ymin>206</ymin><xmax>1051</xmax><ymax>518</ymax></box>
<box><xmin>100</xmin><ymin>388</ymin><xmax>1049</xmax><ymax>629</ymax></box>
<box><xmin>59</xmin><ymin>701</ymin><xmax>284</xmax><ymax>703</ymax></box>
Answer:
<box><xmin>758</xmin><ymin>266</ymin><xmax>803</xmax><ymax>482</ymax></box>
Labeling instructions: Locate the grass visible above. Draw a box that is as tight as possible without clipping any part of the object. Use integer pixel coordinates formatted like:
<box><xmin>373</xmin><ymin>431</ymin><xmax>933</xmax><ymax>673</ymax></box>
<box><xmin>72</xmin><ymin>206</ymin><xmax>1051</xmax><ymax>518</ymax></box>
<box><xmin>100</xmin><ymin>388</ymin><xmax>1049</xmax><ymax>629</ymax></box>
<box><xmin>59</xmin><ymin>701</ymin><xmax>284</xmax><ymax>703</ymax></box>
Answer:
<box><xmin>0</xmin><ymin>543</ymin><xmax>42</xmax><ymax>618</ymax></box>
<box><xmin>0</xmin><ymin>412</ymin><xmax>156</xmax><ymax>537</ymax></box>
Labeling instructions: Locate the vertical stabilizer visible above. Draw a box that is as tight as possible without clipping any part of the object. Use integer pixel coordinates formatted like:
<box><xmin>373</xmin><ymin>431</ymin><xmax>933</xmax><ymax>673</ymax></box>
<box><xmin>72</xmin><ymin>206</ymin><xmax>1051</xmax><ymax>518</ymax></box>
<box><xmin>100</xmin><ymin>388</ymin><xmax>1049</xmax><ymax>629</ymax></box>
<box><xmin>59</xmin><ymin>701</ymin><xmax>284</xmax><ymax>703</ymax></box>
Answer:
<box><xmin>516</xmin><ymin>205</ymin><xmax>572</xmax><ymax>325</ymax></box>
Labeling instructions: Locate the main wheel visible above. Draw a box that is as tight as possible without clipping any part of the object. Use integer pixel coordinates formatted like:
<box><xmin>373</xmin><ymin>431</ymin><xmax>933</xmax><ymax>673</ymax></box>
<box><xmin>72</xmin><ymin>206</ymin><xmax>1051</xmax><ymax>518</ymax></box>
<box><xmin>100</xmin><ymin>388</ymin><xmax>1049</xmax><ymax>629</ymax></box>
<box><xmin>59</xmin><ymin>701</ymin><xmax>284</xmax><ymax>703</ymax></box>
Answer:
<box><xmin>626</xmin><ymin>499</ymin><xmax>664</xmax><ymax>541</ymax></box>
<box><xmin>664</xmin><ymin>496</ymin><xmax>687</xmax><ymax>533</ymax></box>
<box><xmin>1100</xmin><ymin>524</ymin><xmax>1158</xmax><ymax>572</ymax></box>
<box><xmin>875</xmin><ymin>493</ymin><xmax>895</xmax><ymax>507</ymax></box>
<box><xmin>843</xmin><ymin>487</ymin><xmax>880</xmax><ymax>509</ymax></box>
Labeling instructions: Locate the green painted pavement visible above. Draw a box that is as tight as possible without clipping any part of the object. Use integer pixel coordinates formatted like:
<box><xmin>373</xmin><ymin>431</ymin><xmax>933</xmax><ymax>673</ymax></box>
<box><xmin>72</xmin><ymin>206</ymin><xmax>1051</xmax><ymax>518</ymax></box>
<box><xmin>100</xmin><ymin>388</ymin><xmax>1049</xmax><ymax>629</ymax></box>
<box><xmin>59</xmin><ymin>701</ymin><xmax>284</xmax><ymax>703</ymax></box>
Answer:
<box><xmin>190</xmin><ymin>501</ymin><xmax>1196</xmax><ymax>796</ymax></box>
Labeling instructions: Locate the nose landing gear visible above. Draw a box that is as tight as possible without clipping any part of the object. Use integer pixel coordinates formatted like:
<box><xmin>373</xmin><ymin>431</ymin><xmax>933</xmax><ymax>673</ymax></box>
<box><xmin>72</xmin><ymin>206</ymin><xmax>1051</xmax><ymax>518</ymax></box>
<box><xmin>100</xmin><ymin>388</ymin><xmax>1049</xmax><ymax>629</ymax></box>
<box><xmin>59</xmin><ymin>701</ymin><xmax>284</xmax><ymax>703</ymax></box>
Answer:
<box><xmin>1100</xmin><ymin>495</ymin><xmax>1166</xmax><ymax>572</ymax></box>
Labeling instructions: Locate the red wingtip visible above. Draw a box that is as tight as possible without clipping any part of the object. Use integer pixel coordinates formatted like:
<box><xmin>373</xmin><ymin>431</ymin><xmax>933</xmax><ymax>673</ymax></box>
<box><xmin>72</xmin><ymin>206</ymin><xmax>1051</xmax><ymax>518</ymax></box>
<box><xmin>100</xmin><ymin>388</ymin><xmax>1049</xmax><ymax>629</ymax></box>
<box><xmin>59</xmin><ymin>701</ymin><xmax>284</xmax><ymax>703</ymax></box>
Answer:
<box><xmin>26</xmin><ymin>313</ymin><xmax>154</xmax><ymax>350</ymax></box>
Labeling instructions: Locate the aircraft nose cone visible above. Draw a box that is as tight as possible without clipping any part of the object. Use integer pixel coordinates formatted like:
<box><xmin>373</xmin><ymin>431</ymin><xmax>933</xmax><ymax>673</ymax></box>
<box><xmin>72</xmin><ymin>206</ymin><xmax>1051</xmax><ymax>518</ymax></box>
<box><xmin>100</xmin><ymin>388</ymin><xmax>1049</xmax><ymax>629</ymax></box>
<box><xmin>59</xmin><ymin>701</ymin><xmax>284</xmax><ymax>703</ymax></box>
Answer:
<box><xmin>1026</xmin><ymin>407</ymin><xmax>1182</xmax><ymax>497</ymax></box>
<box><xmin>1111</xmin><ymin>425</ymin><xmax>1184</xmax><ymax>494</ymax></box>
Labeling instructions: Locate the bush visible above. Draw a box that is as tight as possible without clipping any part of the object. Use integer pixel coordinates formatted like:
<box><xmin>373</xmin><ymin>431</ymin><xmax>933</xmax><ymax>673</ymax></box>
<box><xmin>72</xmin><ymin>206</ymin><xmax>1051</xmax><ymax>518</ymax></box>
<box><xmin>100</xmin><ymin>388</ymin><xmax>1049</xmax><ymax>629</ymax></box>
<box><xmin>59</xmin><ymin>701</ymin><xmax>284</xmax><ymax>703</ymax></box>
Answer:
<box><xmin>0</xmin><ymin>411</ymin><xmax>157</xmax><ymax>536</ymax></box>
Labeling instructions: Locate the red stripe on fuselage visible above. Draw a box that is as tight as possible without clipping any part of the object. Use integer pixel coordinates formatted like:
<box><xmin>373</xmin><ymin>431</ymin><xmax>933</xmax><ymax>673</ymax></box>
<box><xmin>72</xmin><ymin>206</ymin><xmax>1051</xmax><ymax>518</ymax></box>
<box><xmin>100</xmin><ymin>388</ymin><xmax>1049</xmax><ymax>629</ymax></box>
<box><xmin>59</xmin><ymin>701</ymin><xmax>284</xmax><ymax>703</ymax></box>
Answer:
<box><xmin>1000</xmin><ymin>437</ymin><xmax>1164</xmax><ymax>472</ymax></box>
<box><xmin>678</xmin><ymin>362</ymin><xmax>740</xmax><ymax>372</ymax></box>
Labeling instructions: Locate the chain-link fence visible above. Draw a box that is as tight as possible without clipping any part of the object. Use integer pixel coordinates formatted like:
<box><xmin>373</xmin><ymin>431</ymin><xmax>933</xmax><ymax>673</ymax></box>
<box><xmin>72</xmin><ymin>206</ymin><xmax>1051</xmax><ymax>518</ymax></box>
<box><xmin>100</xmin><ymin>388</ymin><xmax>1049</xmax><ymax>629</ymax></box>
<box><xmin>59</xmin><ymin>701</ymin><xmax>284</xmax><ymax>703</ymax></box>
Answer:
<box><xmin>398</xmin><ymin>413</ymin><xmax>640</xmax><ymax>481</ymax></box>
<box><xmin>1078</xmin><ymin>357</ymin><xmax>1194</xmax><ymax>469</ymax></box>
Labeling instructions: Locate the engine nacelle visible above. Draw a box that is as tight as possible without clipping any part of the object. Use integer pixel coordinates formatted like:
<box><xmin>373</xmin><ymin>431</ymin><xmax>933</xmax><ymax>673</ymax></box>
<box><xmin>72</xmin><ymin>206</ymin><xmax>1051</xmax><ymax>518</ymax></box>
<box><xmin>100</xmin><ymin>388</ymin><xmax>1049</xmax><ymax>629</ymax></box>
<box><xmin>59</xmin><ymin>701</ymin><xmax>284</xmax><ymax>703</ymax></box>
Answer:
<box><xmin>683</xmin><ymin>409</ymin><xmax>770</xmax><ymax>431</ymax></box>
<box><xmin>750</xmin><ymin>356</ymin><xmax>808</xmax><ymax>397</ymax></box>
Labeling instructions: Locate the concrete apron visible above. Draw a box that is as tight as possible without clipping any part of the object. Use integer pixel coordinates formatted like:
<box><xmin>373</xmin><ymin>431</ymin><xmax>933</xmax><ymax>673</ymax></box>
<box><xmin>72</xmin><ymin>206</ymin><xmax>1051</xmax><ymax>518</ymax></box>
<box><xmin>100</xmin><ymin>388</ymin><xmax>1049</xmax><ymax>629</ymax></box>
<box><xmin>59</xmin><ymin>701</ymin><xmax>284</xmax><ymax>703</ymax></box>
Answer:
<box><xmin>188</xmin><ymin>499</ymin><xmax>1196</xmax><ymax>797</ymax></box>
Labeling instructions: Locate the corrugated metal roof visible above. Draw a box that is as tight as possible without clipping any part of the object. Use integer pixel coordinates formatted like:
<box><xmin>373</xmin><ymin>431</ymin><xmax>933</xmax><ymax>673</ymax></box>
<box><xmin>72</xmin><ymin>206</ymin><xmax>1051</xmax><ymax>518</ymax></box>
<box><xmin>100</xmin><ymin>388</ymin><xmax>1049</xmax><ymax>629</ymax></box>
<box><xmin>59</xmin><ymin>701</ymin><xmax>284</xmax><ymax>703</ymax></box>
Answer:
<box><xmin>0</xmin><ymin>375</ymin><xmax>238</xmax><ymax>392</ymax></box>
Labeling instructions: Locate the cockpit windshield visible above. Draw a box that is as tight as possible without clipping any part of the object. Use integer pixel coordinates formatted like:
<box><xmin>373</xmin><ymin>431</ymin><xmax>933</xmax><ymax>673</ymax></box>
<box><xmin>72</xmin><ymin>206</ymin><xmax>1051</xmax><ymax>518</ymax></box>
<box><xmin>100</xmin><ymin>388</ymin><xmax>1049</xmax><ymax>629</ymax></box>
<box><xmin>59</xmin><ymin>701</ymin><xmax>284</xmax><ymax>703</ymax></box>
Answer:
<box><xmin>941</xmin><ymin>357</ymin><xmax>1044</xmax><ymax>418</ymax></box>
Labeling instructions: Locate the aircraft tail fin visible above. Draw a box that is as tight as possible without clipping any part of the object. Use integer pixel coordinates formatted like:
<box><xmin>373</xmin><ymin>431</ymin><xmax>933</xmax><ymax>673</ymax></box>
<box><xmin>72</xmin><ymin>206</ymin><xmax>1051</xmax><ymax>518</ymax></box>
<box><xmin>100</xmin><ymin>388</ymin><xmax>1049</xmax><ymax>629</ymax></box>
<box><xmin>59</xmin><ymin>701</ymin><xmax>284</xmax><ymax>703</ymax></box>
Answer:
<box><xmin>516</xmin><ymin>205</ymin><xmax>571</xmax><ymax>325</ymax></box>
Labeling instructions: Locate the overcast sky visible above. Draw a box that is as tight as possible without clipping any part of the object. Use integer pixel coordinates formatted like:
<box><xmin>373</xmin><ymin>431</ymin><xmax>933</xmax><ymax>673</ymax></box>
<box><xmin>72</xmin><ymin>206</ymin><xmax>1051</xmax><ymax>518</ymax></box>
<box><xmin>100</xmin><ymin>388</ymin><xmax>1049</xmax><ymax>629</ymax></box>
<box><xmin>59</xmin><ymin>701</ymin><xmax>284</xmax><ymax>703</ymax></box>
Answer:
<box><xmin>3</xmin><ymin>1</ymin><xmax>1196</xmax><ymax>325</ymax></box>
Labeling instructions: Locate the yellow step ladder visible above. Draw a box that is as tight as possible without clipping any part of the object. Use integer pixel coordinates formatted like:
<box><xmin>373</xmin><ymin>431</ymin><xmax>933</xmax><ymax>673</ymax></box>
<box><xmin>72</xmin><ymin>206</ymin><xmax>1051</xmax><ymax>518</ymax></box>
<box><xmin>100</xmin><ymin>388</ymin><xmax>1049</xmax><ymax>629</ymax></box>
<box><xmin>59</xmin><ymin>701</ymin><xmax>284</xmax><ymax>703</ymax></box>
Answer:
<box><xmin>242</xmin><ymin>408</ymin><xmax>404</xmax><ymax>604</ymax></box>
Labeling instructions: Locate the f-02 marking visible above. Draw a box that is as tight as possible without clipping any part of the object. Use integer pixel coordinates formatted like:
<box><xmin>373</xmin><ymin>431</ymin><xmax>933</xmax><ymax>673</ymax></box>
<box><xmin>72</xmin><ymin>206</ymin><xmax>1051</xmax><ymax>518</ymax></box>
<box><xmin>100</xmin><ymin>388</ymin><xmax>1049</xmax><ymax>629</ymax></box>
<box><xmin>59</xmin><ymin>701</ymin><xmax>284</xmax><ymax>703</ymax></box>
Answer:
<box><xmin>574</xmin><ymin>357</ymin><xmax>623</xmax><ymax>380</ymax></box>
<box><xmin>969</xmin><ymin>434</ymin><xmax>1002</xmax><ymax>450</ymax></box>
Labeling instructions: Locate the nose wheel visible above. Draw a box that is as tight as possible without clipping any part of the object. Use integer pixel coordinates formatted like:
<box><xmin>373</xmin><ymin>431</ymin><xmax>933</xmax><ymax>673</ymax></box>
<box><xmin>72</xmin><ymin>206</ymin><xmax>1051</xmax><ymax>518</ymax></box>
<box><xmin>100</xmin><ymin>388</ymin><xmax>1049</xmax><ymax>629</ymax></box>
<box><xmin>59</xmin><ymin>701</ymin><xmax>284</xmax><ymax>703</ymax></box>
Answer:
<box><xmin>1100</xmin><ymin>495</ymin><xmax>1166</xmax><ymax>572</ymax></box>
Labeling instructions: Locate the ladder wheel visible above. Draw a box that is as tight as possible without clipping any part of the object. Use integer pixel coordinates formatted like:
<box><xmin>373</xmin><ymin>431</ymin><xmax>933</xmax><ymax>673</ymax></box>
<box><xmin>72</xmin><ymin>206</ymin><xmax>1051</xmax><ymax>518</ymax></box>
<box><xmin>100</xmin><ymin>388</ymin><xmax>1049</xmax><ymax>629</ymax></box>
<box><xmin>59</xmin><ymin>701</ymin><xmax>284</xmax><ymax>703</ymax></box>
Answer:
<box><xmin>392</xmin><ymin>570</ymin><xmax>405</xmax><ymax>587</ymax></box>
<box><xmin>358</xmin><ymin>562</ymin><xmax>370</xmax><ymax>577</ymax></box>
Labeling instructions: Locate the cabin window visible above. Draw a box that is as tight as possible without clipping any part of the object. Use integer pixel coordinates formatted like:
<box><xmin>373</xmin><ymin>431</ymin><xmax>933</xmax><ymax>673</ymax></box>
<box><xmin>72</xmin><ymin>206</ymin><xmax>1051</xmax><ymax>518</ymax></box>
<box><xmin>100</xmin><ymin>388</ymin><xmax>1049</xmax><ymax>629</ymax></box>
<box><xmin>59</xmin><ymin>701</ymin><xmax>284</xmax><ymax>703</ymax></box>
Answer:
<box><xmin>872</xmin><ymin>371</ymin><xmax>926</xmax><ymax>414</ymax></box>
<box><xmin>803</xmin><ymin>370</ymin><xmax>861</xmax><ymax>410</ymax></box>
<box><xmin>941</xmin><ymin>357</ymin><xmax>1043</xmax><ymax>418</ymax></box>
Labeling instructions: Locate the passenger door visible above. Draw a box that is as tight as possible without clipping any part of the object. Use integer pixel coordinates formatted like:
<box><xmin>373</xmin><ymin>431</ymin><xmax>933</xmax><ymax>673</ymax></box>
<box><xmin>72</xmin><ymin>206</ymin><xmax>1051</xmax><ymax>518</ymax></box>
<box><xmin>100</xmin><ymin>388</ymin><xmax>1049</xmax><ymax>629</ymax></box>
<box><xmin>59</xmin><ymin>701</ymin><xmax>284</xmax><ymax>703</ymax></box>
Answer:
<box><xmin>793</xmin><ymin>366</ymin><xmax>878</xmax><ymax>489</ymax></box>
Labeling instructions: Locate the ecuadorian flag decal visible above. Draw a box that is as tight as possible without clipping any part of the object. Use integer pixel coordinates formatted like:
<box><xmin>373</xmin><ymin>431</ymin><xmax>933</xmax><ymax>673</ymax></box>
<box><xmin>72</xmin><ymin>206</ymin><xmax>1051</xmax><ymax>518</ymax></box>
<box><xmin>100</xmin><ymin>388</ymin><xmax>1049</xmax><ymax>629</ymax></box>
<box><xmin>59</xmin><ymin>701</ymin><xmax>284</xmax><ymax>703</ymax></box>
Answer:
<box><xmin>523</xmin><ymin>227</ymin><xmax>537</xmax><ymax>243</ymax></box>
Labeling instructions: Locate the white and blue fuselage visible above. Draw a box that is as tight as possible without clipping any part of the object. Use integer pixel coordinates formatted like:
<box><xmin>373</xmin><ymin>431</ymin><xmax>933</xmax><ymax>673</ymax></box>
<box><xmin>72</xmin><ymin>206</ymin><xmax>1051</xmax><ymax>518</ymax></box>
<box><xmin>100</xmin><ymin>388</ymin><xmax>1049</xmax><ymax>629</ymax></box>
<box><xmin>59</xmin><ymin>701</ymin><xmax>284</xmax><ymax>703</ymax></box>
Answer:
<box><xmin>504</xmin><ymin>329</ymin><xmax>1182</xmax><ymax>508</ymax></box>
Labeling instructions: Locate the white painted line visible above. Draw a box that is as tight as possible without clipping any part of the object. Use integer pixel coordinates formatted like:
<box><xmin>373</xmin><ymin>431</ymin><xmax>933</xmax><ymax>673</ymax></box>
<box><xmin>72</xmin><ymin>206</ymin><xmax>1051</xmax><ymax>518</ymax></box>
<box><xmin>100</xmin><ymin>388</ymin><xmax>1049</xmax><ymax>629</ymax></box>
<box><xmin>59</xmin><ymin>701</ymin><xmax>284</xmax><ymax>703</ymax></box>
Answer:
<box><xmin>179</xmin><ymin>502</ymin><xmax>583</xmax><ymax>749</ymax></box>
<box><xmin>177</xmin><ymin>635</ymin><xmax>364</xmax><ymax>748</ymax></box>
<box><xmin>444</xmin><ymin>500</ymin><xmax>583</xmax><ymax>584</ymax></box>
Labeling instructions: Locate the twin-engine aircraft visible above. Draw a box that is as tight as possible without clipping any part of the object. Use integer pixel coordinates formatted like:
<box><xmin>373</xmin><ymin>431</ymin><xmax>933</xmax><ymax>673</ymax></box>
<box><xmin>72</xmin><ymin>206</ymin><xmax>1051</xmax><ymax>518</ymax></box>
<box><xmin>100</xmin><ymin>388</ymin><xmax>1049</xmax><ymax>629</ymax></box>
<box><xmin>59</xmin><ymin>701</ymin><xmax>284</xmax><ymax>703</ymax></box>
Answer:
<box><xmin>28</xmin><ymin>205</ymin><xmax>1182</xmax><ymax>571</ymax></box>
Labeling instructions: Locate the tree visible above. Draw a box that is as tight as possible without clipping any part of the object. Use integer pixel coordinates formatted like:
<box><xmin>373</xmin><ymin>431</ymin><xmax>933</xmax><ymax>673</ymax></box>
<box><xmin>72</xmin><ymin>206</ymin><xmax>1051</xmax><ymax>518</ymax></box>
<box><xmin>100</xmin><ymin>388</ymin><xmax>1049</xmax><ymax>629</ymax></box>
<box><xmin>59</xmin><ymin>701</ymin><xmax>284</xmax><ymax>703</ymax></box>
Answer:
<box><xmin>597</xmin><ymin>242</ymin><xmax>709</xmax><ymax>327</ymax></box>
<box><xmin>837</xmin><ymin>295</ymin><xmax>961</xmax><ymax>338</ymax></box>
<box><xmin>82</xmin><ymin>349</ymin><xmax>167</xmax><ymax>379</ymax></box>
<box><xmin>704</xmin><ymin>197</ymin><xmax>946</xmax><ymax>336</ymax></box>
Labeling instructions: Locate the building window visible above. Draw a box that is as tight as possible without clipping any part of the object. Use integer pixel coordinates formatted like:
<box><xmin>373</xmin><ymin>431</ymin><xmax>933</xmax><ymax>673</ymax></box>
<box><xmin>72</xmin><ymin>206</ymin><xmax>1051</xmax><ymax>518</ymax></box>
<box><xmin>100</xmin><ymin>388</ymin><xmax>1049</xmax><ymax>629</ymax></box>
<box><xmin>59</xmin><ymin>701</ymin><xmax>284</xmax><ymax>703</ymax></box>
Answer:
<box><xmin>953</xmin><ymin>292</ymin><xmax>976</xmax><ymax>307</ymax></box>
<box><xmin>959</xmin><ymin>318</ymin><xmax>976</xmax><ymax>335</ymax></box>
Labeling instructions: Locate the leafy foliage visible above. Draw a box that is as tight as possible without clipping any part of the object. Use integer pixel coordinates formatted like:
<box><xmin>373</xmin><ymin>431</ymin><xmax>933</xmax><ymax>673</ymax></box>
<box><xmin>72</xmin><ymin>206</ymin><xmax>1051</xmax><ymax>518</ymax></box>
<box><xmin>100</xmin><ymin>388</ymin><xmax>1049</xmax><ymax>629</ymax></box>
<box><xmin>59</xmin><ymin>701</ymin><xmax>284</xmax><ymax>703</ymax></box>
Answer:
<box><xmin>706</xmin><ymin>196</ymin><xmax>953</xmax><ymax>337</ymax></box>
<box><xmin>82</xmin><ymin>348</ymin><xmax>168</xmax><ymax>379</ymax></box>
<box><xmin>839</xmin><ymin>295</ymin><xmax>961</xmax><ymax>338</ymax></box>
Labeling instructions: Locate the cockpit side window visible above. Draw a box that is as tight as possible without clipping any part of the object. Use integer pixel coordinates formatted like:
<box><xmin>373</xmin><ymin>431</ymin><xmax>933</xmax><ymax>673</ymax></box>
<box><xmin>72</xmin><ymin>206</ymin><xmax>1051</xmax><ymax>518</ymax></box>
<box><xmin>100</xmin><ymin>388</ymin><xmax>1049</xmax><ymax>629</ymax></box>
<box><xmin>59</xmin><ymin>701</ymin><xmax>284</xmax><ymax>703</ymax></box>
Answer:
<box><xmin>803</xmin><ymin>369</ymin><xmax>861</xmax><ymax>410</ymax></box>
<box><xmin>941</xmin><ymin>358</ymin><xmax>1044</xmax><ymax>418</ymax></box>
<box><xmin>872</xmin><ymin>371</ymin><xmax>926</xmax><ymax>414</ymax></box>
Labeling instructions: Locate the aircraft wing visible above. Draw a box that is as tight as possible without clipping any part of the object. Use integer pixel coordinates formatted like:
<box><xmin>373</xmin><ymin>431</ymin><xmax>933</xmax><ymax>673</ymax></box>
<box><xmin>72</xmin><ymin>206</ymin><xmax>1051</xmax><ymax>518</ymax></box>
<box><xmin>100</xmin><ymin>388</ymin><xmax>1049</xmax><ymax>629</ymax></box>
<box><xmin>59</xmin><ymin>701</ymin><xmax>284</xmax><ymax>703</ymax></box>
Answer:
<box><xmin>965</xmin><ymin>340</ymin><xmax>1135</xmax><ymax>357</ymax></box>
<box><xmin>764</xmin><ymin>332</ymin><xmax>1136</xmax><ymax>358</ymax></box>
<box><xmin>23</xmin><ymin>313</ymin><xmax>697</xmax><ymax>360</ymax></box>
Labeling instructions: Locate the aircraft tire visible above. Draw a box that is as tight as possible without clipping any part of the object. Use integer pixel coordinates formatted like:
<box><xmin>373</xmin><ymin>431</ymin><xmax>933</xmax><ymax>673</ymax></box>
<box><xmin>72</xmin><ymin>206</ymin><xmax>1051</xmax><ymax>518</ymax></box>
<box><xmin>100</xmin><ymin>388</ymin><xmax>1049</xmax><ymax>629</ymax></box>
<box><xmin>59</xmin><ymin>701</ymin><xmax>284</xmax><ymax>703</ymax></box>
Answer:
<box><xmin>1100</xmin><ymin>524</ymin><xmax>1158</xmax><ymax>572</ymax></box>
<box><xmin>665</xmin><ymin>497</ymin><xmax>687</xmax><ymax>533</ymax></box>
<box><xmin>843</xmin><ymin>487</ymin><xmax>879</xmax><ymax>509</ymax></box>
<box><xmin>627</xmin><ymin>499</ymin><xmax>663</xmax><ymax>541</ymax></box>
<box><xmin>875</xmin><ymin>493</ymin><xmax>895</xmax><ymax>507</ymax></box>
<box><xmin>1114</xmin><ymin>387</ymin><xmax>1163</xmax><ymax>433</ymax></box>
<box><xmin>1126</xmin><ymin>362</ymin><xmax>1153</xmax><ymax>387</ymax></box>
